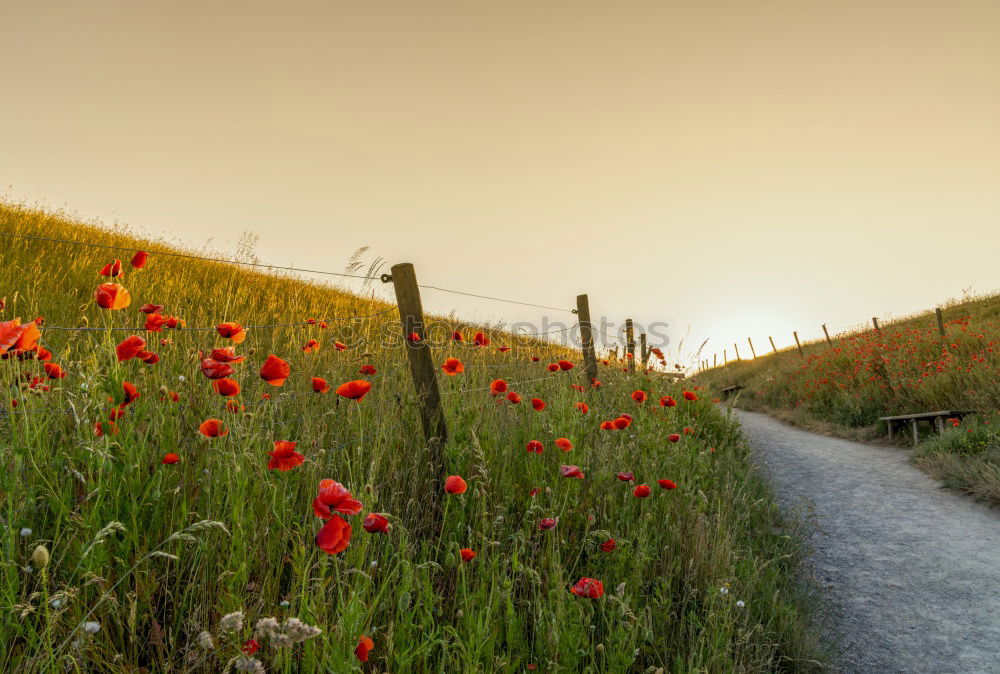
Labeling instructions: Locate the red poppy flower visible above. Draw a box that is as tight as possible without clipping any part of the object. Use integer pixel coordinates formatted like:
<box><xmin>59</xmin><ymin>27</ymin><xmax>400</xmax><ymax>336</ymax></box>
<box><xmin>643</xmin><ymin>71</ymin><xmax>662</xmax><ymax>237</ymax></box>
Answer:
<box><xmin>115</xmin><ymin>335</ymin><xmax>146</xmax><ymax>362</ymax></box>
<box><xmin>43</xmin><ymin>363</ymin><xmax>66</xmax><ymax>379</ymax></box>
<box><xmin>165</xmin><ymin>390</ymin><xmax>179</xmax><ymax>402</ymax></box>
<box><xmin>600</xmin><ymin>420</ymin><xmax>616</xmax><ymax>430</ymax></box>
<box><xmin>452</xmin><ymin>331</ymin><xmax>464</xmax><ymax>342</ymax></box>
<box><xmin>163</xmin><ymin>316</ymin><xmax>185</xmax><ymax>329</ymax></box>
<box><xmin>529</xmin><ymin>487</ymin><xmax>541</xmax><ymax>497</ymax></box>
<box><xmin>313</xmin><ymin>479</ymin><xmax>363</xmax><ymax>518</ymax></box>
<box><xmin>199</xmin><ymin>419</ymin><xmax>228</xmax><ymax>437</ymax></box>
<box><xmin>94</xmin><ymin>283</ymin><xmax>132</xmax><ymax>309</ymax></box>
<box><xmin>302</xmin><ymin>339</ymin><xmax>320</xmax><ymax>353</ymax></box>
<box><xmin>633</xmin><ymin>484</ymin><xmax>651</xmax><ymax>497</ymax></box>
<box><xmin>600</xmin><ymin>539</ymin><xmax>616</xmax><ymax>552</ymax></box>
<box><xmin>531</xmin><ymin>397</ymin><xmax>545</xmax><ymax>411</ymax></box>
<box><xmin>162</xmin><ymin>453</ymin><xmax>180</xmax><ymax>464</ymax></box>
<box><xmin>555</xmin><ymin>437</ymin><xmax>572</xmax><ymax>452</ymax></box>
<box><xmin>591</xmin><ymin>379</ymin><xmax>602</xmax><ymax>388</ymax></box>
<box><xmin>526</xmin><ymin>440</ymin><xmax>543</xmax><ymax>454</ymax></box>
<box><xmin>546</xmin><ymin>363</ymin><xmax>559</xmax><ymax>372</ymax></box>
<box><xmin>473</xmin><ymin>331</ymin><xmax>490</xmax><ymax>347</ymax></box>
<box><xmin>538</xmin><ymin>518</ymin><xmax>558</xmax><ymax>530</ymax></box>
<box><xmin>225</xmin><ymin>400</ymin><xmax>244</xmax><ymax>413</ymax></box>
<box><xmin>407</xmin><ymin>332</ymin><xmax>421</xmax><ymax>342</ymax></box>
<box><xmin>363</xmin><ymin>513</ymin><xmax>390</xmax><ymax>533</ymax></box>
<box><xmin>631</xmin><ymin>390</ymin><xmax>647</xmax><ymax>403</ymax></box>
<box><xmin>334</xmin><ymin>341</ymin><xmax>348</xmax><ymax>351</ymax></box>
<box><xmin>444</xmin><ymin>475</ymin><xmax>467</xmax><ymax>494</ymax></box>
<box><xmin>506</xmin><ymin>391</ymin><xmax>521</xmax><ymax>404</ymax></box>
<box><xmin>570</xmin><ymin>384</ymin><xmax>584</xmax><ymax>392</ymax></box>
<box><xmin>316</xmin><ymin>515</ymin><xmax>352</xmax><ymax>555</ymax></box>
<box><xmin>498</xmin><ymin>346</ymin><xmax>510</xmax><ymax>353</ymax></box>
<box><xmin>460</xmin><ymin>547</ymin><xmax>476</xmax><ymax>562</ymax></box>
<box><xmin>575</xmin><ymin>402</ymin><xmax>589</xmax><ymax>414</ymax></box>
<box><xmin>312</xmin><ymin>377</ymin><xmax>330</xmax><ymax>393</ymax></box>
<box><xmin>355</xmin><ymin>635</ymin><xmax>374</xmax><ymax>662</ymax></box>
<box><xmin>212</xmin><ymin>378</ymin><xmax>241</xmax><ymax>397</ymax></box>
<box><xmin>441</xmin><ymin>357</ymin><xmax>465</xmax><ymax>376</ymax></box>
<box><xmin>217</xmin><ymin>322</ymin><xmax>246</xmax><ymax>344</ymax></box>
<box><xmin>137</xmin><ymin>350</ymin><xmax>159</xmax><ymax>365</ymax></box>
<box><xmin>143</xmin><ymin>313</ymin><xmax>167</xmax><ymax>332</ymax></box>
<box><xmin>138</xmin><ymin>303</ymin><xmax>163</xmax><ymax>314</ymax></box>
<box><xmin>560</xmin><ymin>465</ymin><xmax>584</xmax><ymax>479</ymax></box>
<box><xmin>94</xmin><ymin>420</ymin><xmax>118</xmax><ymax>436</ymax></box>
<box><xmin>121</xmin><ymin>381</ymin><xmax>140</xmax><ymax>405</ymax></box>
<box><xmin>682</xmin><ymin>390</ymin><xmax>698</xmax><ymax>401</ymax></box>
<box><xmin>201</xmin><ymin>358</ymin><xmax>235</xmax><ymax>380</ymax></box>
<box><xmin>359</xmin><ymin>364</ymin><xmax>377</xmax><ymax>375</ymax></box>
<box><xmin>260</xmin><ymin>354</ymin><xmax>290</xmax><ymax>386</ymax></box>
<box><xmin>667</xmin><ymin>433</ymin><xmax>680</xmax><ymax>443</ymax></box>
<box><xmin>558</xmin><ymin>360</ymin><xmax>574</xmax><ymax>371</ymax></box>
<box><xmin>658</xmin><ymin>479</ymin><xmax>677</xmax><ymax>489</ymax></box>
<box><xmin>336</xmin><ymin>379</ymin><xmax>371</xmax><ymax>400</ymax></box>
<box><xmin>210</xmin><ymin>347</ymin><xmax>244</xmax><ymax>363</ymax></box>
<box><xmin>570</xmin><ymin>577</ymin><xmax>604</xmax><ymax>598</ymax></box>
<box><xmin>268</xmin><ymin>441</ymin><xmax>305</xmax><ymax>471</ymax></box>
<box><xmin>531</xmin><ymin>356</ymin><xmax>540</xmax><ymax>362</ymax></box>
<box><xmin>489</xmin><ymin>379</ymin><xmax>507</xmax><ymax>395</ymax></box>
<box><xmin>683</xmin><ymin>426</ymin><xmax>694</xmax><ymax>435</ymax></box>
<box><xmin>242</xmin><ymin>639</ymin><xmax>260</xmax><ymax>656</ymax></box>
<box><xmin>109</xmin><ymin>405</ymin><xmax>127</xmax><ymax>421</ymax></box>
<box><xmin>130</xmin><ymin>251</ymin><xmax>149</xmax><ymax>269</ymax></box>
<box><xmin>99</xmin><ymin>259</ymin><xmax>123</xmax><ymax>277</ymax></box>
<box><xmin>659</xmin><ymin>396</ymin><xmax>676</xmax><ymax>407</ymax></box>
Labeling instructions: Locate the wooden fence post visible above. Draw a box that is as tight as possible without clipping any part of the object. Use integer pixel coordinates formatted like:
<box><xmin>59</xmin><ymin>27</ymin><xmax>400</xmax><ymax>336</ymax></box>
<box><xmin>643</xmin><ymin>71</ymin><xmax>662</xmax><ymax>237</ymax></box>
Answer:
<box><xmin>625</xmin><ymin>319</ymin><xmax>636</xmax><ymax>371</ymax></box>
<box><xmin>872</xmin><ymin>317</ymin><xmax>880</xmax><ymax>331</ymax></box>
<box><xmin>576</xmin><ymin>294</ymin><xmax>599</xmax><ymax>384</ymax></box>
<box><xmin>713</xmin><ymin>353</ymin><xmax>717</xmax><ymax>367</ymax></box>
<box><xmin>724</xmin><ymin>349</ymin><xmax>727</xmax><ymax>365</ymax></box>
<box><xmin>733</xmin><ymin>343</ymin><xmax>741</xmax><ymax>360</ymax></box>
<box><xmin>793</xmin><ymin>331</ymin><xmax>803</xmax><ymax>357</ymax></box>
<box><xmin>936</xmin><ymin>307</ymin><xmax>946</xmax><ymax>336</ymax></box>
<box><xmin>822</xmin><ymin>324</ymin><xmax>833</xmax><ymax>347</ymax></box>
<box><xmin>640</xmin><ymin>333</ymin><xmax>648</xmax><ymax>367</ymax></box>
<box><xmin>389</xmin><ymin>263</ymin><xmax>448</xmax><ymax>447</ymax></box>
<box><xmin>747</xmin><ymin>337</ymin><xmax>757</xmax><ymax>359</ymax></box>
<box><xmin>768</xmin><ymin>336</ymin><xmax>777</xmax><ymax>355</ymax></box>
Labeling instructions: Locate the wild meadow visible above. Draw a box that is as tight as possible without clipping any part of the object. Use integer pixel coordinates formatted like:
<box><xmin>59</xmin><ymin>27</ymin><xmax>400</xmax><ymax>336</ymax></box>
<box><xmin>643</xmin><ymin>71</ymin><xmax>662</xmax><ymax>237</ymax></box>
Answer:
<box><xmin>696</xmin><ymin>295</ymin><xmax>1000</xmax><ymax>503</ymax></box>
<box><xmin>1</xmin><ymin>203</ymin><xmax>823</xmax><ymax>672</ymax></box>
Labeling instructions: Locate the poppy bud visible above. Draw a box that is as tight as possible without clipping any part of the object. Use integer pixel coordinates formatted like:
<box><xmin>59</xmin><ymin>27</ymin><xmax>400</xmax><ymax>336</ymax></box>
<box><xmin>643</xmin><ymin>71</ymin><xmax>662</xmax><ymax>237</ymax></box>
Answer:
<box><xmin>397</xmin><ymin>591</ymin><xmax>411</xmax><ymax>612</ymax></box>
<box><xmin>596</xmin><ymin>644</ymin><xmax>604</xmax><ymax>653</ymax></box>
<box><xmin>444</xmin><ymin>552</ymin><xmax>456</xmax><ymax>568</ymax></box>
<box><xmin>81</xmin><ymin>316</ymin><xmax>89</xmax><ymax>327</ymax></box>
<box><xmin>456</xmin><ymin>610</ymin><xmax>464</xmax><ymax>618</ymax></box>
<box><xmin>31</xmin><ymin>545</ymin><xmax>50</xmax><ymax>569</ymax></box>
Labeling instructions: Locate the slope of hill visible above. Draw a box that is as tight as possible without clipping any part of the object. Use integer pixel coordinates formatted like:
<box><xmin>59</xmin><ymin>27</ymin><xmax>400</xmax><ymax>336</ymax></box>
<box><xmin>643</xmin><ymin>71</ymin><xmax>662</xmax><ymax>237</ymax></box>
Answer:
<box><xmin>696</xmin><ymin>294</ymin><xmax>1000</xmax><ymax>503</ymax></box>
<box><xmin>0</xmin><ymin>202</ymin><xmax>823</xmax><ymax>671</ymax></box>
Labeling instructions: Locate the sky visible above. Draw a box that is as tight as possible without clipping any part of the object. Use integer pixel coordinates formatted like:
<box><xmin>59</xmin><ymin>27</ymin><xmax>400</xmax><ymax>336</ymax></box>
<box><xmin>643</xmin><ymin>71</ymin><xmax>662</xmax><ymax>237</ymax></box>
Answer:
<box><xmin>2</xmin><ymin>0</ymin><xmax>998</xmax><ymax>366</ymax></box>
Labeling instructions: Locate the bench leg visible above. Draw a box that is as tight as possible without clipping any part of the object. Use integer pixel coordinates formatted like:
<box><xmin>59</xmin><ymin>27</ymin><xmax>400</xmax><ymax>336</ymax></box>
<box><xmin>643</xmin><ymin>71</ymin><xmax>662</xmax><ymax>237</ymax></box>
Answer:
<box><xmin>887</xmin><ymin>421</ymin><xmax>894</xmax><ymax>441</ymax></box>
<box><xmin>911</xmin><ymin>419</ymin><xmax>919</xmax><ymax>446</ymax></box>
<box><xmin>935</xmin><ymin>416</ymin><xmax>944</xmax><ymax>434</ymax></box>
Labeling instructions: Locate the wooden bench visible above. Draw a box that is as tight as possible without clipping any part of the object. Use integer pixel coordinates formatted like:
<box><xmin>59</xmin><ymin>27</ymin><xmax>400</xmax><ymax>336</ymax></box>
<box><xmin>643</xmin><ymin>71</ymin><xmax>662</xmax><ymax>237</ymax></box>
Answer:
<box><xmin>880</xmin><ymin>410</ymin><xmax>977</xmax><ymax>446</ymax></box>
<box><xmin>720</xmin><ymin>385</ymin><xmax>745</xmax><ymax>397</ymax></box>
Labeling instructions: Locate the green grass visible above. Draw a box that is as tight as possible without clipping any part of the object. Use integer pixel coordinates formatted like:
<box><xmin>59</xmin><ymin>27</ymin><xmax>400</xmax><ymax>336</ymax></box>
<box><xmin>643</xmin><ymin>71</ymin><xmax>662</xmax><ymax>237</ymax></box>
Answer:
<box><xmin>1</xmin><ymin>202</ymin><xmax>824</xmax><ymax>672</ymax></box>
<box><xmin>696</xmin><ymin>293</ymin><xmax>1000</xmax><ymax>503</ymax></box>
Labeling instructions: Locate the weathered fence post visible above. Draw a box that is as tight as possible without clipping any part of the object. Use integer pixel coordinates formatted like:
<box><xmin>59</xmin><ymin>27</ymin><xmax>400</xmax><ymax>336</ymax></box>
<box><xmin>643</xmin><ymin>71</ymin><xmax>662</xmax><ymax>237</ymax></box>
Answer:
<box><xmin>872</xmin><ymin>317</ymin><xmax>880</xmax><ymax>331</ymax></box>
<box><xmin>793</xmin><ymin>331</ymin><xmax>803</xmax><ymax>357</ymax></box>
<box><xmin>936</xmin><ymin>307</ymin><xmax>946</xmax><ymax>336</ymax></box>
<box><xmin>822</xmin><ymin>324</ymin><xmax>833</xmax><ymax>347</ymax></box>
<box><xmin>747</xmin><ymin>337</ymin><xmax>757</xmax><ymax>359</ymax></box>
<box><xmin>388</xmin><ymin>263</ymin><xmax>447</xmax><ymax>446</ymax></box>
<box><xmin>640</xmin><ymin>333</ymin><xmax>648</xmax><ymax>367</ymax></box>
<box><xmin>724</xmin><ymin>349</ymin><xmax>727</xmax><ymax>365</ymax></box>
<box><xmin>713</xmin><ymin>353</ymin><xmax>717</xmax><ymax>367</ymax></box>
<box><xmin>768</xmin><ymin>336</ymin><xmax>777</xmax><ymax>355</ymax></box>
<box><xmin>576</xmin><ymin>294</ymin><xmax>599</xmax><ymax>384</ymax></box>
<box><xmin>734</xmin><ymin>343</ymin><xmax>741</xmax><ymax>360</ymax></box>
<box><xmin>625</xmin><ymin>319</ymin><xmax>636</xmax><ymax>371</ymax></box>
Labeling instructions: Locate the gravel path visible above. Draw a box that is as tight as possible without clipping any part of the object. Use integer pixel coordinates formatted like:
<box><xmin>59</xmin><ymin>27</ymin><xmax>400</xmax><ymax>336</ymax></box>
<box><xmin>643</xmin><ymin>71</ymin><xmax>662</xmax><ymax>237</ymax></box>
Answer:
<box><xmin>736</xmin><ymin>409</ymin><xmax>1000</xmax><ymax>674</ymax></box>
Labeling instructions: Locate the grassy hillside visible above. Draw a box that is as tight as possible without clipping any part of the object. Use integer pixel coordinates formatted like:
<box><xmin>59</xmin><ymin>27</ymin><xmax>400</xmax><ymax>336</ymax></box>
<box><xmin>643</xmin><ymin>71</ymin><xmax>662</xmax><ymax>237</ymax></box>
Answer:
<box><xmin>696</xmin><ymin>294</ymin><xmax>1000</xmax><ymax>503</ymax></box>
<box><xmin>1</xmin><ymin>202</ymin><xmax>823</xmax><ymax>672</ymax></box>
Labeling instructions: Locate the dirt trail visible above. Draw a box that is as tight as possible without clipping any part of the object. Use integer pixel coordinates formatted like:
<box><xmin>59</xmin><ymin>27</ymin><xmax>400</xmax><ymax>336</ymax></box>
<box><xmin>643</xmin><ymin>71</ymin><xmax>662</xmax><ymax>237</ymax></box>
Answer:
<box><xmin>736</xmin><ymin>409</ymin><xmax>1000</xmax><ymax>674</ymax></box>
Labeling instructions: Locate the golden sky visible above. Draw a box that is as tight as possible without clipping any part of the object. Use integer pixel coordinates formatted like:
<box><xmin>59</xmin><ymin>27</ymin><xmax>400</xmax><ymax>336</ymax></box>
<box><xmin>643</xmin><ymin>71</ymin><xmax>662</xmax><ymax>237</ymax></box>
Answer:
<box><xmin>2</xmin><ymin>1</ymin><xmax>998</xmax><ymax>364</ymax></box>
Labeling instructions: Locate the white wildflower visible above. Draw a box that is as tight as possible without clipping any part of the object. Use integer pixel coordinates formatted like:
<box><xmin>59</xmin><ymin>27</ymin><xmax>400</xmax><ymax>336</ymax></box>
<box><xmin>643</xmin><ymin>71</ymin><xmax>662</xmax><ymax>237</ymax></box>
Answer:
<box><xmin>736</xmin><ymin>600</ymin><xmax>745</xmax><ymax>608</ymax></box>
<box><xmin>234</xmin><ymin>655</ymin><xmax>265</xmax><ymax>673</ymax></box>
<box><xmin>220</xmin><ymin>611</ymin><xmax>244</xmax><ymax>633</ymax></box>
<box><xmin>197</xmin><ymin>631</ymin><xmax>215</xmax><ymax>650</ymax></box>
<box><xmin>81</xmin><ymin>621</ymin><xmax>100</xmax><ymax>634</ymax></box>
<box><xmin>19</xmin><ymin>527</ymin><xmax>32</xmax><ymax>537</ymax></box>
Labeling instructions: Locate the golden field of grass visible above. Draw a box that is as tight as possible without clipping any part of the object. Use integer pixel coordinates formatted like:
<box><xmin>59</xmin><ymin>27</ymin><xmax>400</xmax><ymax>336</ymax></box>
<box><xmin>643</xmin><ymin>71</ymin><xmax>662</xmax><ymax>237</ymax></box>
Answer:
<box><xmin>0</xmin><ymin>202</ymin><xmax>824</xmax><ymax>672</ymax></box>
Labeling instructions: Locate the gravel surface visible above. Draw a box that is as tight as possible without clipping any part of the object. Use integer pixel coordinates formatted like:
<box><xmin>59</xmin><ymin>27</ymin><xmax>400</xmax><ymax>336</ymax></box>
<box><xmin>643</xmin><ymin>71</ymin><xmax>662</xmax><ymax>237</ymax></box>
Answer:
<box><xmin>736</xmin><ymin>409</ymin><xmax>1000</xmax><ymax>674</ymax></box>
